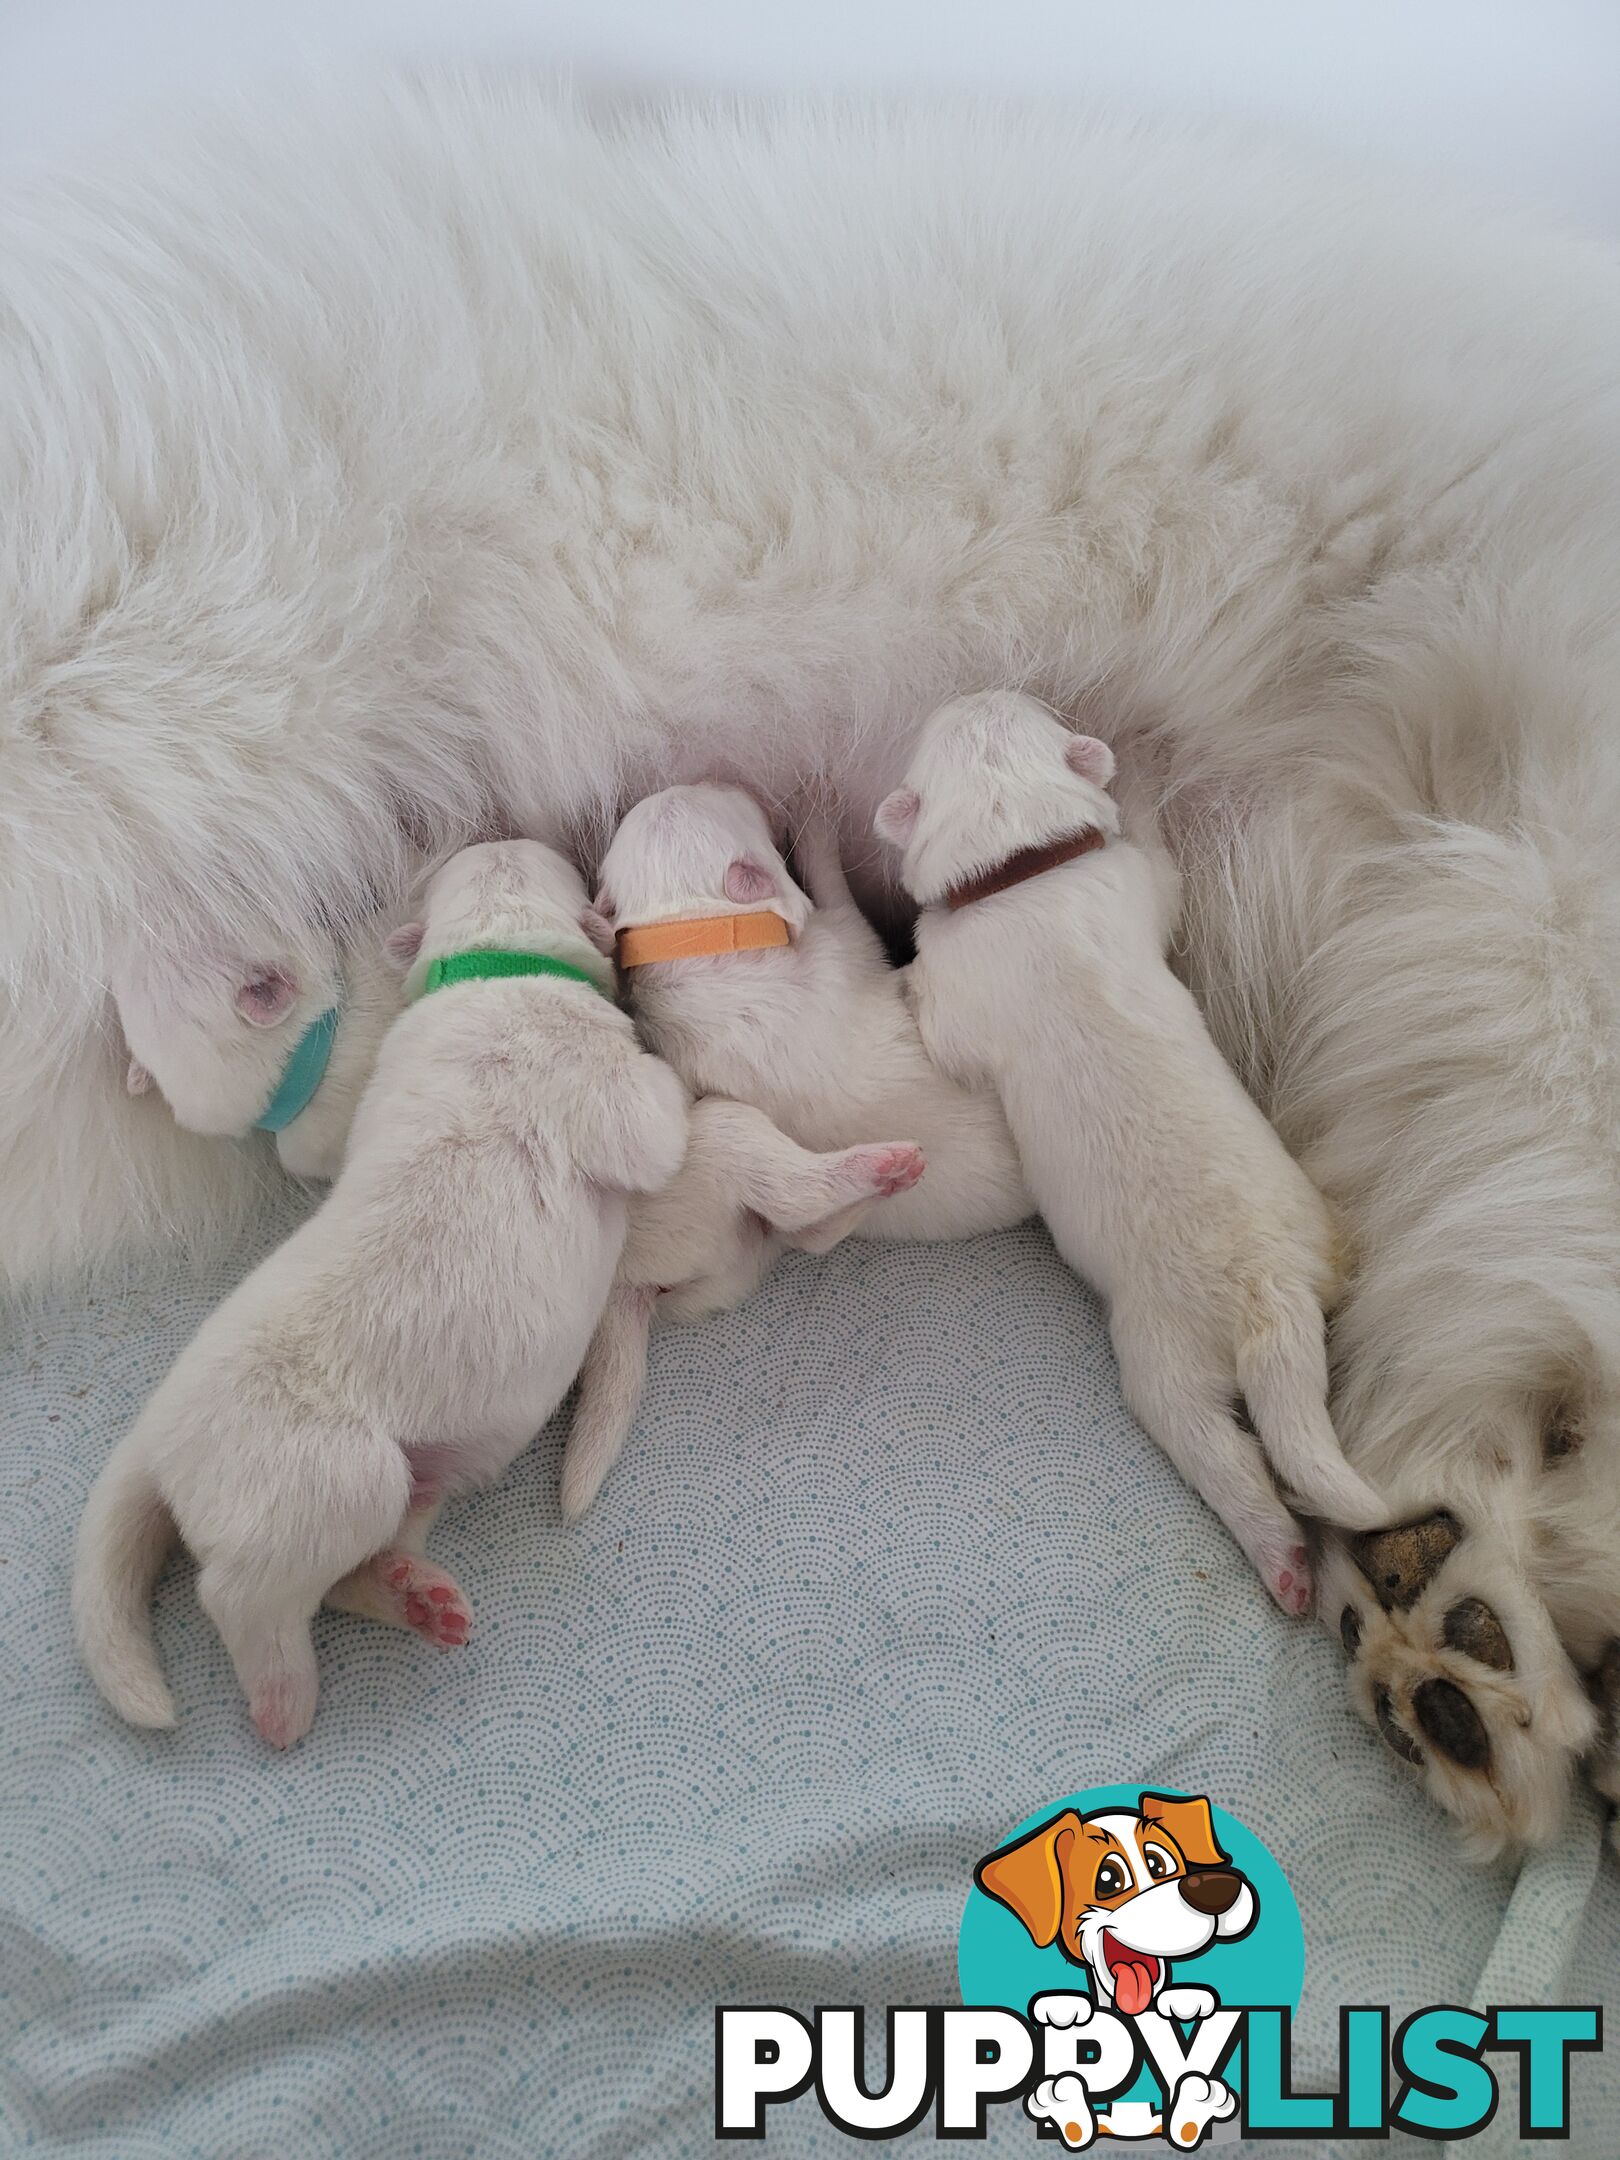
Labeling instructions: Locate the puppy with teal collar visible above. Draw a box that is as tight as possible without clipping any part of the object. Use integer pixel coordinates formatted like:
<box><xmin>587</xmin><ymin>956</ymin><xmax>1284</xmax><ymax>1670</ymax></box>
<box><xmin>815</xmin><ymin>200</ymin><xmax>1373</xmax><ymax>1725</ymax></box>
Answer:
<box><xmin>113</xmin><ymin>875</ymin><xmax>423</xmax><ymax>1183</ymax></box>
<box><xmin>75</xmin><ymin>840</ymin><xmax>687</xmax><ymax>1745</ymax></box>
<box><xmin>876</xmin><ymin>692</ymin><xmax>1387</xmax><ymax>1609</ymax></box>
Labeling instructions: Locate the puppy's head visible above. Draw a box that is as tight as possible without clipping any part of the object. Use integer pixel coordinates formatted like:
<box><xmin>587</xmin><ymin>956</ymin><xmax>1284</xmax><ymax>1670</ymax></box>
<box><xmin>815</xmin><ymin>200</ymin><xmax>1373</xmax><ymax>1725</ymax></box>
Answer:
<box><xmin>872</xmin><ymin>690</ymin><xmax>1118</xmax><ymax>905</ymax></box>
<box><xmin>386</xmin><ymin>839</ymin><xmax>604</xmax><ymax>991</ymax></box>
<box><xmin>113</xmin><ymin>925</ymin><xmax>345</xmax><ymax>1138</ymax></box>
<box><xmin>974</xmin><ymin>1793</ymin><xmax>1255</xmax><ymax>2015</ymax></box>
<box><xmin>593</xmin><ymin>783</ymin><xmax>811</xmax><ymax>939</ymax></box>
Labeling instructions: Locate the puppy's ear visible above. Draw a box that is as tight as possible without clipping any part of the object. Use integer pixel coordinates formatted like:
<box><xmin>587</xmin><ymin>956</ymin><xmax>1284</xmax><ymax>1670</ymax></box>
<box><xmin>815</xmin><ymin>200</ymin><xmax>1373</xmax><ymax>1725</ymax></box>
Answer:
<box><xmin>873</xmin><ymin>788</ymin><xmax>920</xmax><ymax>847</ymax></box>
<box><xmin>973</xmin><ymin>1809</ymin><xmax>1081</xmax><ymax>1950</ymax></box>
<box><xmin>724</xmin><ymin>856</ymin><xmax>777</xmax><ymax>905</ymax></box>
<box><xmin>125</xmin><ymin>1056</ymin><xmax>154</xmax><ymax>1097</ymax></box>
<box><xmin>579</xmin><ymin>907</ymin><xmax>617</xmax><ymax>958</ymax></box>
<box><xmin>235</xmin><ymin>967</ymin><xmax>299</xmax><ymax>1027</ymax></box>
<box><xmin>1064</xmin><ymin>735</ymin><xmax>1116</xmax><ymax>790</ymax></box>
<box><xmin>383</xmin><ymin>921</ymin><xmax>425</xmax><ymax>970</ymax></box>
<box><xmin>1139</xmin><ymin>1792</ymin><xmax>1228</xmax><ymax>1870</ymax></box>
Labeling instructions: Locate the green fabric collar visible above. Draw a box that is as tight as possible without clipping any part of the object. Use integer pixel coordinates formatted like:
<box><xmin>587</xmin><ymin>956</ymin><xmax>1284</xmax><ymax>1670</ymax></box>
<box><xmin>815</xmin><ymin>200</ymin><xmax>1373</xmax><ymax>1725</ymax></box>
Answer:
<box><xmin>418</xmin><ymin>948</ymin><xmax>609</xmax><ymax>999</ymax></box>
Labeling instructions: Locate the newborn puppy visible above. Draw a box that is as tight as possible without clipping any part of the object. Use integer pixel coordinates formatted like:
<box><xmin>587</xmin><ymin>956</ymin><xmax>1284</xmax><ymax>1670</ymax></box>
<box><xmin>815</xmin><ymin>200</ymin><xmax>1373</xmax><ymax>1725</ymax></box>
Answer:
<box><xmin>75</xmin><ymin>841</ymin><xmax>687</xmax><ymax>1745</ymax></box>
<box><xmin>875</xmin><ymin>691</ymin><xmax>1386</xmax><ymax>1610</ymax></box>
<box><xmin>593</xmin><ymin>783</ymin><xmax>1031</xmax><ymax>1239</ymax></box>
<box><xmin>561</xmin><ymin>1096</ymin><xmax>926</xmax><ymax>1518</ymax></box>
<box><xmin>115</xmin><ymin>879</ymin><xmax>422</xmax><ymax>1181</ymax></box>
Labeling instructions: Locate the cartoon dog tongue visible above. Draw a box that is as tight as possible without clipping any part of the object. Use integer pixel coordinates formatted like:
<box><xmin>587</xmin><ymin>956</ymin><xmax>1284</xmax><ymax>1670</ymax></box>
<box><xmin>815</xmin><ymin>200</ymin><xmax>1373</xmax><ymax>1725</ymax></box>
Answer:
<box><xmin>1110</xmin><ymin>1949</ymin><xmax>1158</xmax><ymax>2016</ymax></box>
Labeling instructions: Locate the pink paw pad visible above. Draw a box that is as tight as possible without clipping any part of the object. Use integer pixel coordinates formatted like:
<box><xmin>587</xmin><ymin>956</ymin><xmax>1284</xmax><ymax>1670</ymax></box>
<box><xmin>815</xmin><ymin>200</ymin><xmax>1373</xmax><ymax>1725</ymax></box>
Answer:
<box><xmin>855</xmin><ymin>1143</ymin><xmax>926</xmax><ymax>1198</ymax></box>
<box><xmin>372</xmin><ymin>1552</ymin><xmax>473</xmax><ymax>1647</ymax></box>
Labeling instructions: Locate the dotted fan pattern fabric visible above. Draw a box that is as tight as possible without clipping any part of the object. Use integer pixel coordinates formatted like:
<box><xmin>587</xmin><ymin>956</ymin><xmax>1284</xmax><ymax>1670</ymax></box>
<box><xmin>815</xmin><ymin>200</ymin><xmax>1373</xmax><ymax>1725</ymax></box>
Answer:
<box><xmin>3</xmin><ymin>1215</ymin><xmax>1616</xmax><ymax>2158</ymax></box>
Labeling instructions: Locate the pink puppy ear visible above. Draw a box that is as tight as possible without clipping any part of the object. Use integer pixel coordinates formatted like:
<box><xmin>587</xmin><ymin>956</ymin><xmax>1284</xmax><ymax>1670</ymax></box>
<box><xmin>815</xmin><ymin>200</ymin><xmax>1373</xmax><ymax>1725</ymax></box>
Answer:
<box><xmin>235</xmin><ymin>967</ymin><xmax>299</xmax><ymax>1026</ymax></box>
<box><xmin>383</xmin><ymin>921</ymin><xmax>425</xmax><ymax>969</ymax></box>
<box><xmin>724</xmin><ymin>856</ymin><xmax>776</xmax><ymax>905</ymax></box>
<box><xmin>872</xmin><ymin>788</ymin><xmax>920</xmax><ymax>847</ymax></box>
<box><xmin>578</xmin><ymin>907</ymin><xmax>617</xmax><ymax>958</ymax></box>
<box><xmin>1063</xmin><ymin>734</ymin><xmax>1116</xmax><ymax>790</ymax></box>
<box><xmin>126</xmin><ymin>1056</ymin><xmax>154</xmax><ymax>1097</ymax></box>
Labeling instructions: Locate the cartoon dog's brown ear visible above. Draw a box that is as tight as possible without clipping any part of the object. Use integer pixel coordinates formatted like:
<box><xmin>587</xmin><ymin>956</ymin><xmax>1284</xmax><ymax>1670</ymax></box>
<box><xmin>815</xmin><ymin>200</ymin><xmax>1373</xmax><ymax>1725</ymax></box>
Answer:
<box><xmin>1139</xmin><ymin>1793</ymin><xmax>1229</xmax><ymax>1870</ymax></box>
<box><xmin>973</xmin><ymin>1810</ymin><xmax>1081</xmax><ymax>1948</ymax></box>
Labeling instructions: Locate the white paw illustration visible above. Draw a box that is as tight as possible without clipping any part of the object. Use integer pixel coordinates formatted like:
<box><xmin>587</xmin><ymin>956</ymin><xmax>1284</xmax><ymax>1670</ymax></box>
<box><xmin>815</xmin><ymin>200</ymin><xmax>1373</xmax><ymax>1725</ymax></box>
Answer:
<box><xmin>1156</xmin><ymin>1985</ymin><xmax>1218</xmax><ymax>2023</ymax></box>
<box><xmin>1164</xmin><ymin>2072</ymin><xmax>1237</xmax><ymax>2149</ymax></box>
<box><xmin>1028</xmin><ymin>2074</ymin><xmax>1096</xmax><ymax>2150</ymax></box>
<box><xmin>1031</xmin><ymin>1991</ymin><xmax>1095</xmax><ymax>2029</ymax></box>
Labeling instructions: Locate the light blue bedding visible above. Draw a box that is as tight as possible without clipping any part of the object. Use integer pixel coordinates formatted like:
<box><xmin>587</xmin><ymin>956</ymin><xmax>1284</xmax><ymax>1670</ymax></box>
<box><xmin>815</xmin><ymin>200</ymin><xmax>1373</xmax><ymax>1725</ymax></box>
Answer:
<box><xmin>3</xmin><ymin>1208</ymin><xmax>1616</xmax><ymax>2158</ymax></box>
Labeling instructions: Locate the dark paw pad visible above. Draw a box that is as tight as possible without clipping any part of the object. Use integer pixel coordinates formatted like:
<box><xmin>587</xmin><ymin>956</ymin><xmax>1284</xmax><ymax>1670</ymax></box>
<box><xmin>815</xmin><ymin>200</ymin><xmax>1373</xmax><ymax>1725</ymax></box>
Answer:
<box><xmin>1351</xmin><ymin>1511</ymin><xmax>1461</xmax><ymax>1611</ymax></box>
<box><xmin>1375</xmin><ymin>1687</ymin><xmax>1423</xmax><ymax>1764</ymax></box>
<box><xmin>1441</xmin><ymin>1596</ymin><xmax>1514</xmax><ymax>1672</ymax></box>
<box><xmin>1411</xmin><ymin>1677</ymin><xmax>1491</xmax><ymax>1769</ymax></box>
<box><xmin>1339</xmin><ymin>1605</ymin><xmax>1361</xmax><ymax>1655</ymax></box>
<box><xmin>1542</xmin><ymin>1408</ymin><xmax>1583</xmax><ymax>1464</ymax></box>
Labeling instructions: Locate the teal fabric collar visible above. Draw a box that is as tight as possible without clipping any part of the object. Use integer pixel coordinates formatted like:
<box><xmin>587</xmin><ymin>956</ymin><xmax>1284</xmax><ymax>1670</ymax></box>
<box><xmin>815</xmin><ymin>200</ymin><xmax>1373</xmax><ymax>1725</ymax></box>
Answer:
<box><xmin>254</xmin><ymin>1006</ymin><xmax>341</xmax><ymax>1133</ymax></box>
<box><xmin>418</xmin><ymin>948</ymin><xmax>609</xmax><ymax>999</ymax></box>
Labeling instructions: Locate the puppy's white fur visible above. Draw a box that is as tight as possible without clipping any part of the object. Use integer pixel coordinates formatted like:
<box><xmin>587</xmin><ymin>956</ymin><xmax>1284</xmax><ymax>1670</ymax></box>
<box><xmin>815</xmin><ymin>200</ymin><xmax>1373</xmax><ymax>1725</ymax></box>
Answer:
<box><xmin>7</xmin><ymin>79</ymin><xmax>1620</xmax><ymax>1850</ymax></box>
<box><xmin>881</xmin><ymin>692</ymin><xmax>1385</xmax><ymax>1609</ymax></box>
<box><xmin>597</xmin><ymin>784</ymin><xmax>1031</xmax><ymax>1239</ymax></box>
<box><xmin>72</xmin><ymin>840</ymin><xmax>687</xmax><ymax>1745</ymax></box>
<box><xmin>560</xmin><ymin>1096</ymin><xmax>926</xmax><ymax>1520</ymax></box>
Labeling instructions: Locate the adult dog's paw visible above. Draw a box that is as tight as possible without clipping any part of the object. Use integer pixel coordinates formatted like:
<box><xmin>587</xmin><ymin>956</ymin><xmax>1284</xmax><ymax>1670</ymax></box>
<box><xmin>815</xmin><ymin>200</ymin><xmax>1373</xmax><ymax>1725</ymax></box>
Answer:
<box><xmin>1320</xmin><ymin>1511</ymin><xmax>1596</xmax><ymax>1858</ymax></box>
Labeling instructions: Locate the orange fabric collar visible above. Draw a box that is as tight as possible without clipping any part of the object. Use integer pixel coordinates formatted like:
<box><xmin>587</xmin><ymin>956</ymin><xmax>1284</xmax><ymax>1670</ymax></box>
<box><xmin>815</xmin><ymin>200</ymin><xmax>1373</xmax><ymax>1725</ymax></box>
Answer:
<box><xmin>616</xmin><ymin>912</ymin><xmax>793</xmax><ymax>968</ymax></box>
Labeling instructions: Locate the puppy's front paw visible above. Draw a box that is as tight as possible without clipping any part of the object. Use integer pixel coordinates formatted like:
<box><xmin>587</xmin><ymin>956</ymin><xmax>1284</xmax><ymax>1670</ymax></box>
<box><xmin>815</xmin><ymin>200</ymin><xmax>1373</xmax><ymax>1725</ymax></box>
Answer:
<box><xmin>1156</xmin><ymin>1985</ymin><xmax>1218</xmax><ymax>2023</ymax></box>
<box><xmin>1165</xmin><ymin>2072</ymin><xmax>1236</xmax><ymax>2149</ymax></box>
<box><xmin>1027</xmin><ymin>2074</ymin><xmax>1096</xmax><ymax>2149</ymax></box>
<box><xmin>1030</xmin><ymin>1992</ymin><xmax>1094</xmax><ymax>2029</ymax></box>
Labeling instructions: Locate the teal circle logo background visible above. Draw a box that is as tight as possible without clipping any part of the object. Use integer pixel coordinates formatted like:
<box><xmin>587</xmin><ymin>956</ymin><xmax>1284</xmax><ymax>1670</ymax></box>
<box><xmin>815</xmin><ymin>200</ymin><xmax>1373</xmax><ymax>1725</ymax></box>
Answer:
<box><xmin>958</xmin><ymin>1786</ymin><xmax>1305</xmax><ymax>2104</ymax></box>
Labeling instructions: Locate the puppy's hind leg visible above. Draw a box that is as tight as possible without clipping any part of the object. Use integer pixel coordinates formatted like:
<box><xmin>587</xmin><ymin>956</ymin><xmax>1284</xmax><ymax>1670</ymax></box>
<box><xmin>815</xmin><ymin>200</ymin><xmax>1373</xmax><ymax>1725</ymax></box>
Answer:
<box><xmin>197</xmin><ymin>1561</ymin><xmax>325</xmax><ymax>1749</ymax></box>
<box><xmin>325</xmin><ymin>1499</ymin><xmax>472</xmax><ymax>1648</ymax></box>
<box><xmin>693</xmin><ymin>1098</ymin><xmax>924</xmax><ymax>1239</ymax></box>
<box><xmin>1112</xmin><ymin>1313</ymin><xmax>1312</xmax><ymax>1615</ymax></box>
<box><xmin>198</xmin><ymin>1431</ymin><xmax>411</xmax><ymax>1745</ymax></box>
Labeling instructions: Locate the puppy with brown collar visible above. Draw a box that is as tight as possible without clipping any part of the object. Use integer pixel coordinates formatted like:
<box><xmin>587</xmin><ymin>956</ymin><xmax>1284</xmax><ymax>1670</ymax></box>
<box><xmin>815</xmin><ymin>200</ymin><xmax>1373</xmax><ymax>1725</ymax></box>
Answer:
<box><xmin>876</xmin><ymin>692</ymin><xmax>1387</xmax><ymax>1610</ymax></box>
<box><xmin>592</xmin><ymin>782</ymin><xmax>1032</xmax><ymax>1241</ymax></box>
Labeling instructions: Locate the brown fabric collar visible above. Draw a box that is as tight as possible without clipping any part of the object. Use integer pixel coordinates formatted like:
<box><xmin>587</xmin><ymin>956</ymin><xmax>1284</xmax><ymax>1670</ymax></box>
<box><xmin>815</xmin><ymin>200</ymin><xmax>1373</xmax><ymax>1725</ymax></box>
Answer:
<box><xmin>942</xmin><ymin>827</ymin><xmax>1107</xmax><ymax>911</ymax></box>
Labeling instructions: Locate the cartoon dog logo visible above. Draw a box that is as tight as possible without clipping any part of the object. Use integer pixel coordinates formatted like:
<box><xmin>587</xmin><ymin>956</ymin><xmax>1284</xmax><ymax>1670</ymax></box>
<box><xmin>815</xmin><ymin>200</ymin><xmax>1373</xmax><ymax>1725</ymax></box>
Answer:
<box><xmin>974</xmin><ymin>1792</ymin><xmax>1256</xmax><ymax>2148</ymax></box>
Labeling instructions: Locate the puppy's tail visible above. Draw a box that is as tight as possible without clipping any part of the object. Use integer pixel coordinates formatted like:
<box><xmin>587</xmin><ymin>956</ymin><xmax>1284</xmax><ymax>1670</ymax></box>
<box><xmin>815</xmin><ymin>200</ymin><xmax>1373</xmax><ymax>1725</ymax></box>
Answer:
<box><xmin>1233</xmin><ymin>1275</ymin><xmax>1387</xmax><ymax>1531</ymax></box>
<box><xmin>72</xmin><ymin>1437</ymin><xmax>178</xmax><ymax>1729</ymax></box>
<box><xmin>561</xmin><ymin>1283</ymin><xmax>656</xmax><ymax>1522</ymax></box>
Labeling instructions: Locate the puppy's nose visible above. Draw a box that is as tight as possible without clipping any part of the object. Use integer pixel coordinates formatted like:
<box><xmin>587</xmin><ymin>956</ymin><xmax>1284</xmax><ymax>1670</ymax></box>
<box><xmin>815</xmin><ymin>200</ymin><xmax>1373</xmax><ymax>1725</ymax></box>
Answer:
<box><xmin>1179</xmin><ymin>1869</ymin><xmax>1243</xmax><ymax>1916</ymax></box>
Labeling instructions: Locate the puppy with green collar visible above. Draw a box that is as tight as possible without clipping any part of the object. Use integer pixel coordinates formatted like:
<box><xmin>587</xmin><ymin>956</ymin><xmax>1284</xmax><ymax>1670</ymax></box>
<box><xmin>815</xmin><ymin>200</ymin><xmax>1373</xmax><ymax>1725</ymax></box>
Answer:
<box><xmin>75</xmin><ymin>840</ymin><xmax>688</xmax><ymax>1746</ymax></box>
<box><xmin>876</xmin><ymin>692</ymin><xmax>1388</xmax><ymax>1611</ymax></box>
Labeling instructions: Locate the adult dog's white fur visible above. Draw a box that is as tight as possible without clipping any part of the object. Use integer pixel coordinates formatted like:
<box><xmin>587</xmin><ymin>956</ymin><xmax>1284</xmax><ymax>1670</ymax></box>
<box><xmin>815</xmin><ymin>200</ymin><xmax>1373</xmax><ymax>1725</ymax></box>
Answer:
<box><xmin>72</xmin><ymin>839</ymin><xmax>687</xmax><ymax>1745</ymax></box>
<box><xmin>596</xmin><ymin>782</ymin><xmax>1031</xmax><ymax>1237</ymax></box>
<box><xmin>8</xmin><ymin>78</ymin><xmax>1620</xmax><ymax>1849</ymax></box>
<box><xmin>883</xmin><ymin>691</ymin><xmax>1386</xmax><ymax>1610</ymax></box>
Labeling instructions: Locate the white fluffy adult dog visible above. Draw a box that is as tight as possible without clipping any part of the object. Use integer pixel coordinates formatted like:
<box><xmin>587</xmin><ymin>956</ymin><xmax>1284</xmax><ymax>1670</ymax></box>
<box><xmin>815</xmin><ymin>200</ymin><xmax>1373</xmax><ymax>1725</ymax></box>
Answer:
<box><xmin>73</xmin><ymin>840</ymin><xmax>687</xmax><ymax>1745</ymax></box>
<box><xmin>882</xmin><ymin>691</ymin><xmax>1385</xmax><ymax>1610</ymax></box>
<box><xmin>7</xmin><ymin>79</ymin><xmax>1619</xmax><ymax>1850</ymax></box>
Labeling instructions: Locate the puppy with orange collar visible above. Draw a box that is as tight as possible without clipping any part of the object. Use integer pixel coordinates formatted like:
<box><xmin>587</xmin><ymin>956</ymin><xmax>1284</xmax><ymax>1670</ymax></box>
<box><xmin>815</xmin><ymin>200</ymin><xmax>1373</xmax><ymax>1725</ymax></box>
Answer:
<box><xmin>592</xmin><ymin>782</ymin><xmax>1031</xmax><ymax>1241</ymax></box>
